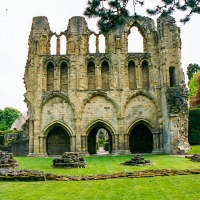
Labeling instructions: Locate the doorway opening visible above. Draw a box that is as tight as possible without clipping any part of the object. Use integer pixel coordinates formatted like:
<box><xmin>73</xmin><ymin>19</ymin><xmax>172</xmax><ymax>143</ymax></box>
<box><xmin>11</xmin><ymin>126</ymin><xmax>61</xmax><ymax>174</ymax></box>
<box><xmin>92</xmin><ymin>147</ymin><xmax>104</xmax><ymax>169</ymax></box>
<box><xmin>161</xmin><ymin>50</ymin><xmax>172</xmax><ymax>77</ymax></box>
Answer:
<box><xmin>129</xmin><ymin>124</ymin><xmax>153</xmax><ymax>153</ymax></box>
<box><xmin>46</xmin><ymin>126</ymin><xmax>70</xmax><ymax>155</ymax></box>
<box><xmin>87</xmin><ymin>125</ymin><xmax>112</xmax><ymax>155</ymax></box>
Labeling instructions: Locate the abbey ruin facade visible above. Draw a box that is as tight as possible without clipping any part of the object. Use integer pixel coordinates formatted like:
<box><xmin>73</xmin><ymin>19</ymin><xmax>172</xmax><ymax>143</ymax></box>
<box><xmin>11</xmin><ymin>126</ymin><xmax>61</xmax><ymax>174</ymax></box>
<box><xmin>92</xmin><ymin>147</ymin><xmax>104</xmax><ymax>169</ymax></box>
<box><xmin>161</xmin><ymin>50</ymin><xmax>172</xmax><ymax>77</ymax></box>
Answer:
<box><xmin>24</xmin><ymin>15</ymin><xmax>190</xmax><ymax>156</ymax></box>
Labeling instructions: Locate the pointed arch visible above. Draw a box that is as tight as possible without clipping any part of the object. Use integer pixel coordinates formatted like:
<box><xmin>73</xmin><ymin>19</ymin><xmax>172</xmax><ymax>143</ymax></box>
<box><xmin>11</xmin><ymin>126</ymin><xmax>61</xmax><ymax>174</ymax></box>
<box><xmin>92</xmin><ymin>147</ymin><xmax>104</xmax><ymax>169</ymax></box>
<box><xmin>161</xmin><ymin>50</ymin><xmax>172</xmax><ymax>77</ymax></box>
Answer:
<box><xmin>50</xmin><ymin>35</ymin><xmax>57</xmax><ymax>55</ymax></box>
<box><xmin>60</xmin><ymin>34</ymin><xmax>67</xmax><ymax>54</ymax></box>
<box><xmin>128</xmin><ymin>26</ymin><xmax>144</xmax><ymax>52</ymax></box>
<box><xmin>60</xmin><ymin>61</ymin><xmax>68</xmax><ymax>91</ymax></box>
<box><xmin>99</xmin><ymin>34</ymin><xmax>105</xmax><ymax>53</ymax></box>
<box><xmin>101</xmin><ymin>60</ymin><xmax>109</xmax><ymax>90</ymax></box>
<box><xmin>89</xmin><ymin>33</ymin><xmax>96</xmax><ymax>53</ymax></box>
<box><xmin>87</xmin><ymin>61</ymin><xmax>96</xmax><ymax>90</ymax></box>
<box><xmin>128</xmin><ymin>60</ymin><xmax>137</xmax><ymax>90</ymax></box>
<box><xmin>142</xmin><ymin>60</ymin><xmax>149</xmax><ymax>89</ymax></box>
<box><xmin>47</xmin><ymin>62</ymin><xmax>54</xmax><ymax>91</ymax></box>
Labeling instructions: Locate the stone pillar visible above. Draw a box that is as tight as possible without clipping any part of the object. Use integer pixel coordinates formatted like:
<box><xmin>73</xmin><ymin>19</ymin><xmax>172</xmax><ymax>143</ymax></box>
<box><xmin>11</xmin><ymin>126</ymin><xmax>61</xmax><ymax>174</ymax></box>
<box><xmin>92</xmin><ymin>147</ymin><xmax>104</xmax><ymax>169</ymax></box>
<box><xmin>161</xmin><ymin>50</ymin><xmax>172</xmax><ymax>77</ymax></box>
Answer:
<box><xmin>56</xmin><ymin>37</ymin><xmax>60</xmax><ymax>55</ymax></box>
<box><xmin>71</xmin><ymin>136</ymin><xmax>76</xmax><ymax>152</ymax></box>
<box><xmin>96</xmin><ymin>35</ymin><xmax>99</xmax><ymax>53</ymax></box>
<box><xmin>124</xmin><ymin>134</ymin><xmax>129</xmax><ymax>150</ymax></box>
<box><xmin>137</xmin><ymin>64</ymin><xmax>142</xmax><ymax>89</ymax></box>
<box><xmin>96</xmin><ymin>65</ymin><xmax>101</xmax><ymax>89</ymax></box>
<box><xmin>29</xmin><ymin>120</ymin><xmax>34</xmax><ymax>154</ymax></box>
<box><xmin>152</xmin><ymin>132</ymin><xmax>162</xmax><ymax>153</ymax></box>
<box><xmin>81</xmin><ymin>135</ymin><xmax>87</xmax><ymax>152</ymax></box>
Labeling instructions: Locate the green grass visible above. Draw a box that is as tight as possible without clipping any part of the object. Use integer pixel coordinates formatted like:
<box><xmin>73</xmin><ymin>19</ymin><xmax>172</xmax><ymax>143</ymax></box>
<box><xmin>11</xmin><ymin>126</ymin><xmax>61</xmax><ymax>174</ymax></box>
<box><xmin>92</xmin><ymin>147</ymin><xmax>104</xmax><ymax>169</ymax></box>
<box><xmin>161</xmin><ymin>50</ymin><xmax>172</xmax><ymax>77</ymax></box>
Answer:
<box><xmin>0</xmin><ymin>152</ymin><xmax>199</xmax><ymax>200</ymax></box>
<box><xmin>15</xmin><ymin>154</ymin><xmax>200</xmax><ymax>176</ymax></box>
<box><xmin>188</xmin><ymin>145</ymin><xmax>200</xmax><ymax>154</ymax></box>
<box><xmin>0</xmin><ymin>175</ymin><xmax>200</xmax><ymax>200</ymax></box>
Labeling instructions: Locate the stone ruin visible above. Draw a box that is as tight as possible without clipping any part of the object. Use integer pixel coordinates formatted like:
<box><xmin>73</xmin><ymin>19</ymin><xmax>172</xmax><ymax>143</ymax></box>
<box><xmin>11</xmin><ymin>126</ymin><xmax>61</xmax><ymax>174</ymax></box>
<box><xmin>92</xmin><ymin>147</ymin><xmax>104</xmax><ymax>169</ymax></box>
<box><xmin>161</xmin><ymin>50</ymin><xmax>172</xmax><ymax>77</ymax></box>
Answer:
<box><xmin>0</xmin><ymin>151</ymin><xmax>19</xmax><ymax>168</ymax></box>
<box><xmin>52</xmin><ymin>152</ymin><xmax>86</xmax><ymax>168</ymax></box>
<box><xmin>185</xmin><ymin>154</ymin><xmax>200</xmax><ymax>162</ymax></box>
<box><xmin>121</xmin><ymin>154</ymin><xmax>154</xmax><ymax>166</ymax></box>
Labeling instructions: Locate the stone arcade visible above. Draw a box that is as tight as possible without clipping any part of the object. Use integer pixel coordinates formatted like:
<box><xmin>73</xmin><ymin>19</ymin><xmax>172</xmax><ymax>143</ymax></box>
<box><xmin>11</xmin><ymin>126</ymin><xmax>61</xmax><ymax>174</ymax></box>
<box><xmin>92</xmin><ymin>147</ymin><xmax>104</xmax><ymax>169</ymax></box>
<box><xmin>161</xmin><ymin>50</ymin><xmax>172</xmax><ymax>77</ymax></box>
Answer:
<box><xmin>24</xmin><ymin>15</ymin><xmax>190</xmax><ymax>156</ymax></box>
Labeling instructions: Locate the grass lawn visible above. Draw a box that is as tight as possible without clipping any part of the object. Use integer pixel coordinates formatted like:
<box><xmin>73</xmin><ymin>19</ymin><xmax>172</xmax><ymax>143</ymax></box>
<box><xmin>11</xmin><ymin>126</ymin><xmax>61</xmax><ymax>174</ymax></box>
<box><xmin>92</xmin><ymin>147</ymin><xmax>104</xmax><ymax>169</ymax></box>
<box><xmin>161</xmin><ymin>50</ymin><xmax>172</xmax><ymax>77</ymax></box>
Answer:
<box><xmin>15</xmin><ymin>154</ymin><xmax>200</xmax><ymax>176</ymax></box>
<box><xmin>0</xmin><ymin>175</ymin><xmax>200</xmax><ymax>200</ymax></box>
<box><xmin>188</xmin><ymin>145</ymin><xmax>200</xmax><ymax>154</ymax></box>
<box><xmin>0</xmin><ymin>150</ymin><xmax>199</xmax><ymax>200</ymax></box>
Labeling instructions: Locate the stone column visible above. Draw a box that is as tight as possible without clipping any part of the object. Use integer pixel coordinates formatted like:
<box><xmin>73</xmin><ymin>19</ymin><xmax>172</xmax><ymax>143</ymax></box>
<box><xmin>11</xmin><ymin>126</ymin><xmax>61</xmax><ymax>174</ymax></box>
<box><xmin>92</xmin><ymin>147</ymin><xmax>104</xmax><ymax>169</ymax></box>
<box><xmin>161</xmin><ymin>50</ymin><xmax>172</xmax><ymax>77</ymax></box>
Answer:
<box><xmin>81</xmin><ymin>135</ymin><xmax>87</xmax><ymax>152</ymax></box>
<box><xmin>56</xmin><ymin>37</ymin><xmax>60</xmax><ymax>55</ymax></box>
<box><xmin>96</xmin><ymin>65</ymin><xmax>101</xmax><ymax>89</ymax></box>
<box><xmin>96</xmin><ymin>35</ymin><xmax>99</xmax><ymax>53</ymax></box>
<box><xmin>71</xmin><ymin>136</ymin><xmax>76</xmax><ymax>152</ymax></box>
<box><xmin>137</xmin><ymin>64</ymin><xmax>142</xmax><ymax>89</ymax></box>
<box><xmin>29</xmin><ymin>120</ymin><xmax>34</xmax><ymax>155</ymax></box>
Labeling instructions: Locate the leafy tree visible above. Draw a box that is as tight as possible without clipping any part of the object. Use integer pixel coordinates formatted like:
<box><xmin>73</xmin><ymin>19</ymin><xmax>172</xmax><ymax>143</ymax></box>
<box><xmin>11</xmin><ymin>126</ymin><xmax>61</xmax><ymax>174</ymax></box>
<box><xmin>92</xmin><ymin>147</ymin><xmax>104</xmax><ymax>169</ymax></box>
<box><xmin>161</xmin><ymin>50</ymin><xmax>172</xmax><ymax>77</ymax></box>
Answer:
<box><xmin>84</xmin><ymin>0</ymin><xmax>200</xmax><ymax>32</ymax></box>
<box><xmin>192</xmin><ymin>72</ymin><xmax>200</xmax><ymax>107</ymax></box>
<box><xmin>0</xmin><ymin>107</ymin><xmax>21</xmax><ymax>131</ymax></box>
<box><xmin>189</xmin><ymin>72</ymin><xmax>198</xmax><ymax>107</ymax></box>
<box><xmin>187</xmin><ymin>63</ymin><xmax>200</xmax><ymax>82</ymax></box>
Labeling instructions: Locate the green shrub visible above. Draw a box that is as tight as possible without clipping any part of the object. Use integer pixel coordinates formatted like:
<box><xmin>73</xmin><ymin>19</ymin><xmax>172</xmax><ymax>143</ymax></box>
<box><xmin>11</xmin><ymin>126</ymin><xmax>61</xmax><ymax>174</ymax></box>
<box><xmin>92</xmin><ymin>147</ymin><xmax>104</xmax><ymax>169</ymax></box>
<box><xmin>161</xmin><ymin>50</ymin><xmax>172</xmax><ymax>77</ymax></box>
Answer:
<box><xmin>103</xmin><ymin>142</ymin><xmax>109</xmax><ymax>151</ymax></box>
<box><xmin>96</xmin><ymin>141</ymin><xmax>99</xmax><ymax>151</ymax></box>
<box><xmin>189</xmin><ymin>108</ymin><xmax>200</xmax><ymax>145</ymax></box>
<box><xmin>0</xmin><ymin>135</ymin><xmax>4</xmax><ymax>146</ymax></box>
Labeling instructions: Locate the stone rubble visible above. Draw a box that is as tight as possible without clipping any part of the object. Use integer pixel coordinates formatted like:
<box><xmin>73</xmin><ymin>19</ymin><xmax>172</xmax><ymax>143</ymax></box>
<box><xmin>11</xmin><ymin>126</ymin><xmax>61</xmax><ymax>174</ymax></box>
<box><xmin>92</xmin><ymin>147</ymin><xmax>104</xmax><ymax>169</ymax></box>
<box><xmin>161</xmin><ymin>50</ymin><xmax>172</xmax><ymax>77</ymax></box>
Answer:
<box><xmin>52</xmin><ymin>152</ymin><xmax>86</xmax><ymax>168</ymax></box>
<box><xmin>0</xmin><ymin>151</ymin><xmax>19</xmax><ymax>168</ymax></box>
<box><xmin>120</xmin><ymin>154</ymin><xmax>154</xmax><ymax>166</ymax></box>
<box><xmin>185</xmin><ymin>154</ymin><xmax>200</xmax><ymax>162</ymax></box>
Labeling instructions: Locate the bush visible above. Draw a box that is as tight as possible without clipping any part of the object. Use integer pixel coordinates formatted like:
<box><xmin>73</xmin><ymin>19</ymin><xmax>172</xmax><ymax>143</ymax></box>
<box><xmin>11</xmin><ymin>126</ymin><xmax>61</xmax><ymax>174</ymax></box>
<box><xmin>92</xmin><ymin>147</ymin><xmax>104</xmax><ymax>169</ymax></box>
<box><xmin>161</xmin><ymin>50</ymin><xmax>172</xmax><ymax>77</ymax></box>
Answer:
<box><xmin>0</xmin><ymin>135</ymin><xmax>4</xmax><ymax>146</ymax></box>
<box><xmin>103</xmin><ymin>142</ymin><xmax>109</xmax><ymax>151</ymax></box>
<box><xmin>189</xmin><ymin>108</ymin><xmax>200</xmax><ymax>145</ymax></box>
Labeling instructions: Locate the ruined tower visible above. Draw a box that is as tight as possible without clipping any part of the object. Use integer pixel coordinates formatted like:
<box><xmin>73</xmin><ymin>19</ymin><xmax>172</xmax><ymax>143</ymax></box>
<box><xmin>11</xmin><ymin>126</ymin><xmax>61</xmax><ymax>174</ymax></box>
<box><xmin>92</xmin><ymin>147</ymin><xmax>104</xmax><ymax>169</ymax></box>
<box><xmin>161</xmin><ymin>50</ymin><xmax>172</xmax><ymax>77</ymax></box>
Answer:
<box><xmin>24</xmin><ymin>15</ymin><xmax>190</xmax><ymax>156</ymax></box>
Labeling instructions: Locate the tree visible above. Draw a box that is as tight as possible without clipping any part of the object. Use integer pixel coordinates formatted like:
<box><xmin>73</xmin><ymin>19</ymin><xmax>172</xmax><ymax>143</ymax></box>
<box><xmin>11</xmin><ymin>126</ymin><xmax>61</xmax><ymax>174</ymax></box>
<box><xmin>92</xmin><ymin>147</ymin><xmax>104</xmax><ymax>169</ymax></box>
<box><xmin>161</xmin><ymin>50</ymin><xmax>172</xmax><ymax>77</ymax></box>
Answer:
<box><xmin>192</xmin><ymin>72</ymin><xmax>200</xmax><ymax>107</ymax></box>
<box><xmin>0</xmin><ymin>107</ymin><xmax>21</xmax><ymax>131</ymax></box>
<box><xmin>84</xmin><ymin>0</ymin><xmax>200</xmax><ymax>32</ymax></box>
<box><xmin>189</xmin><ymin>72</ymin><xmax>198</xmax><ymax>107</ymax></box>
<box><xmin>187</xmin><ymin>63</ymin><xmax>200</xmax><ymax>82</ymax></box>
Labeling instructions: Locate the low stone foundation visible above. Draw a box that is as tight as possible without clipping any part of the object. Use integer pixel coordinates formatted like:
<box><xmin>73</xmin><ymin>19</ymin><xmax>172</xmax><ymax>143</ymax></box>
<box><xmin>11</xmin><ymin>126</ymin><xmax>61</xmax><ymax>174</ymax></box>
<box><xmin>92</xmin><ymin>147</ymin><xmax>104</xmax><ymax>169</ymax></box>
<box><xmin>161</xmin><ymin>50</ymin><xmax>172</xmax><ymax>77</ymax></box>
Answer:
<box><xmin>185</xmin><ymin>154</ymin><xmax>200</xmax><ymax>162</ymax></box>
<box><xmin>0</xmin><ymin>151</ymin><xmax>18</xmax><ymax>168</ymax></box>
<box><xmin>121</xmin><ymin>154</ymin><xmax>154</xmax><ymax>166</ymax></box>
<box><xmin>0</xmin><ymin>169</ymin><xmax>200</xmax><ymax>181</ymax></box>
<box><xmin>52</xmin><ymin>152</ymin><xmax>86</xmax><ymax>168</ymax></box>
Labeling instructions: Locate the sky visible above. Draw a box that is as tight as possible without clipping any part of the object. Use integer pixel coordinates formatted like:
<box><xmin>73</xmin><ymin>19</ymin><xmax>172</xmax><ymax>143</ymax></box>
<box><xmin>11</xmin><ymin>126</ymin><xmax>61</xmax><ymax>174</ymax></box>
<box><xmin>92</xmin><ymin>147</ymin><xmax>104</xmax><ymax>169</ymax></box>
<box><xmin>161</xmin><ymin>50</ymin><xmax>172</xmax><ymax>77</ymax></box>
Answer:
<box><xmin>0</xmin><ymin>0</ymin><xmax>199</xmax><ymax>113</ymax></box>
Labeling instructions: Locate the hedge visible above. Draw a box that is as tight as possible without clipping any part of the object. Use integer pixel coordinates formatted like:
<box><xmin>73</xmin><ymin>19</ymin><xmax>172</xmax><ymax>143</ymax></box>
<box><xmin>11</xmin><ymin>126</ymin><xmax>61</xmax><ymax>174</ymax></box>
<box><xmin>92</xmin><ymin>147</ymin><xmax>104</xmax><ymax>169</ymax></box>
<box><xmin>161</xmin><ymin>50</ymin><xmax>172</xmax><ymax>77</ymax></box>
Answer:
<box><xmin>188</xmin><ymin>108</ymin><xmax>200</xmax><ymax>145</ymax></box>
<box><xmin>0</xmin><ymin>135</ymin><xmax>4</xmax><ymax>146</ymax></box>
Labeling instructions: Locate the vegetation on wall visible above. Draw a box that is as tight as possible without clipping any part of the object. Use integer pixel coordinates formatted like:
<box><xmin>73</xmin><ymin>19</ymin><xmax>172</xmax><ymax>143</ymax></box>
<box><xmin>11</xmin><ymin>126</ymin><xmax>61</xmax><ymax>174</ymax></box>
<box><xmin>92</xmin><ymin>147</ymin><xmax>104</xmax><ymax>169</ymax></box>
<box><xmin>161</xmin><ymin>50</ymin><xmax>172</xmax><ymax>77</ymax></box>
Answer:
<box><xmin>0</xmin><ymin>107</ymin><xmax>21</xmax><ymax>131</ymax></box>
<box><xmin>84</xmin><ymin>0</ymin><xmax>200</xmax><ymax>32</ymax></box>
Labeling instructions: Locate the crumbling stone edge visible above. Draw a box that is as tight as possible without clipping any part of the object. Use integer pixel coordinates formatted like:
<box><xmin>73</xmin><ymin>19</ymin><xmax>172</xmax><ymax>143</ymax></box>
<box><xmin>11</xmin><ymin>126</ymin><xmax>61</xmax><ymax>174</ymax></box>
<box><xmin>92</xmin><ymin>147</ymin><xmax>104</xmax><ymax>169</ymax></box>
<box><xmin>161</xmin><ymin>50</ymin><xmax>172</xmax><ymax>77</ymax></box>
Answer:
<box><xmin>0</xmin><ymin>169</ymin><xmax>200</xmax><ymax>181</ymax></box>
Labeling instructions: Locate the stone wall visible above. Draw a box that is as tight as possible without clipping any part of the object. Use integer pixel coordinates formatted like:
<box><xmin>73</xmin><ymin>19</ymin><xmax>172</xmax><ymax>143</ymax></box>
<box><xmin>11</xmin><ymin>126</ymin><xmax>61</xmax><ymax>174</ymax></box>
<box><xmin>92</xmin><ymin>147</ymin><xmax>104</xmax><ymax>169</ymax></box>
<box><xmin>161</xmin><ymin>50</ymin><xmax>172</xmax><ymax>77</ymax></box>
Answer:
<box><xmin>24</xmin><ymin>14</ymin><xmax>190</xmax><ymax>156</ymax></box>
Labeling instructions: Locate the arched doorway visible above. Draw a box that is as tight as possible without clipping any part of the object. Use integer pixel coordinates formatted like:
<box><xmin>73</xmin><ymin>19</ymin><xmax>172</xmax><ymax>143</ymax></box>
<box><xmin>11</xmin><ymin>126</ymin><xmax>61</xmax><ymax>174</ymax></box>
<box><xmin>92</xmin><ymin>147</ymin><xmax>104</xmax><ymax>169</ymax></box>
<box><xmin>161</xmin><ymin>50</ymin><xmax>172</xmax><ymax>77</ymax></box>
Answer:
<box><xmin>129</xmin><ymin>124</ymin><xmax>153</xmax><ymax>153</ymax></box>
<box><xmin>47</xmin><ymin>126</ymin><xmax>70</xmax><ymax>155</ymax></box>
<box><xmin>87</xmin><ymin>125</ymin><xmax>112</xmax><ymax>154</ymax></box>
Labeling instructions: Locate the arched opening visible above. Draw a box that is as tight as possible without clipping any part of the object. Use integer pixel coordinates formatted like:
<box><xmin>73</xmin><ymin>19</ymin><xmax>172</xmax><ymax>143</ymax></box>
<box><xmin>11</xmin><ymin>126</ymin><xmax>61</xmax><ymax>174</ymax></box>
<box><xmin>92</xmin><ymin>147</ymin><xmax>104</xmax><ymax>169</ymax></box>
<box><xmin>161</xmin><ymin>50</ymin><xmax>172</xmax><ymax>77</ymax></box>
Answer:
<box><xmin>128</xmin><ymin>26</ymin><xmax>144</xmax><ymax>53</ymax></box>
<box><xmin>128</xmin><ymin>60</ymin><xmax>137</xmax><ymax>89</ymax></box>
<box><xmin>60</xmin><ymin>35</ymin><xmax>67</xmax><ymax>55</ymax></box>
<box><xmin>87</xmin><ymin>125</ymin><xmax>112</xmax><ymax>154</ymax></box>
<box><xmin>60</xmin><ymin>62</ymin><xmax>68</xmax><ymax>91</ymax></box>
<box><xmin>87</xmin><ymin>61</ymin><xmax>95</xmax><ymax>90</ymax></box>
<box><xmin>169</xmin><ymin>66</ymin><xmax>176</xmax><ymax>87</ymax></box>
<box><xmin>46</xmin><ymin>126</ymin><xmax>70</xmax><ymax>155</ymax></box>
<box><xmin>50</xmin><ymin>35</ymin><xmax>57</xmax><ymax>55</ymax></box>
<box><xmin>47</xmin><ymin>62</ymin><xmax>54</xmax><ymax>91</ymax></box>
<box><xmin>129</xmin><ymin>124</ymin><xmax>153</xmax><ymax>153</ymax></box>
<box><xmin>99</xmin><ymin>34</ymin><xmax>105</xmax><ymax>53</ymax></box>
<box><xmin>89</xmin><ymin>34</ymin><xmax>96</xmax><ymax>53</ymax></box>
<box><xmin>142</xmin><ymin>60</ymin><xmax>149</xmax><ymax>89</ymax></box>
<box><xmin>101</xmin><ymin>61</ymin><xmax>109</xmax><ymax>90</ymax></box>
